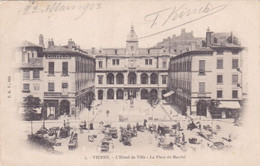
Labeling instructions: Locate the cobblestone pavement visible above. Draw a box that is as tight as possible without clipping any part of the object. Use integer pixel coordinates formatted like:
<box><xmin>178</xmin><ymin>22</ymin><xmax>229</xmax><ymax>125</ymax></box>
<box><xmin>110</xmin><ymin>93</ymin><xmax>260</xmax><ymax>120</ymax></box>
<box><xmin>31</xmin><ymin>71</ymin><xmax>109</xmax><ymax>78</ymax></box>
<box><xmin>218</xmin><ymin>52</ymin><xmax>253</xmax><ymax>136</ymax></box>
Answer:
<box><xmin>22</xmin><ymin>100</ymin><xmax>240</xmax><ymax>154</ymax></box>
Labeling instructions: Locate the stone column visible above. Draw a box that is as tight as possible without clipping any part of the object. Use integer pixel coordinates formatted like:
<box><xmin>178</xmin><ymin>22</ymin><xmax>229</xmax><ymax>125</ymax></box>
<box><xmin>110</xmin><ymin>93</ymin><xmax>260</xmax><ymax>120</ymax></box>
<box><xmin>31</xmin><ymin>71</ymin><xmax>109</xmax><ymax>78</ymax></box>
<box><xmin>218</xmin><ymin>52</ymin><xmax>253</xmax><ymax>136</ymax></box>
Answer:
<box><xmin>104</xmin><ymin>89</ymin><xmax>107</xmax><ymax>100</ymax></box>
<box><xmin>136</xmin><ymin>91</ymin><xmax>140</xmax><ymax>100</ymax></box>
<box><xmin>124</xmin><ymin>72</ymin><xmax>128</xmax><ymax>85</ymax></box>
<box><xmin>148</xmin><ymin>73</ymin><xmax>151</xmax><ymax>84</ymax></box>
<box><xmin>158</xmin><ymin>89</ymin><xmax>162</xmax><ymax>99</ymax></box>
<box><xmin>114</xmin><ymin>88</ymin><xmax>117</xmax><ymax>100</ymax></box>
<box><xmin>136</xmin><ymin>72</ymin><xmax>140</xmax><ymax>85</ymax></box>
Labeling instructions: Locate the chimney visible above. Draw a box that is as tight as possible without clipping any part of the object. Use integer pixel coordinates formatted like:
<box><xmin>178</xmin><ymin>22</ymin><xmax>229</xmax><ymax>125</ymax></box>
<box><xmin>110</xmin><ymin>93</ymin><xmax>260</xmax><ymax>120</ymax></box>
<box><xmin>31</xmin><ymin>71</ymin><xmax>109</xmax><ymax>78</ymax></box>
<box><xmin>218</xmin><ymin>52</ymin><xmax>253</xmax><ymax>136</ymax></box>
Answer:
<box><xmin>91</xmin><ymin>47</ymin><xmax>95</xmax><ymax>55</ymax></box>
<box><xmin>68</xmin><ymin>39</ymin><xmax>73</xmax><ymax>50</ymax></box>
<box><xmin>39</xmin><ymin>34</ymin><xmax>45</xmax><ymax>48</ymax></box>
<box><xmin>51</xmin><ymin>38</ymin><xmax>54</xmax><ymax>46</ymax></box>
<box><xmin>190</xmin><ymin>42</ymin><xmax>196</xmax><ymax>51</ymax></box>
<box><xmin>206</xmin><ymin>27</ymin><xmax>213</xmax><ymax>47</ymax></box>
<box><xmin>230</xmin><ymin>31</ymin><xmax>233</xmax><ymax>44</ymax></box>
<box><xmin>48</xmin><ymin>39</ymin><xmax>52</xmax><ymax>48</ymax></box>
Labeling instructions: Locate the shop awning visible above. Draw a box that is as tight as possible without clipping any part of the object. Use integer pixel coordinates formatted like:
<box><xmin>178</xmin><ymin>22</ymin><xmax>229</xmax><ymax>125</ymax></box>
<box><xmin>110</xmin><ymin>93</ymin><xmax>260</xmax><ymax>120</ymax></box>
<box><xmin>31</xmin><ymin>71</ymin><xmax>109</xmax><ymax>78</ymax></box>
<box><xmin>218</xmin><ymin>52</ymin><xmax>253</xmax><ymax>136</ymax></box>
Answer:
<box><xmin>218</xmin><ymin>101</ymin><xmax>241</xmax><ymax>109</ymax></box>
<box><xmin>163</xmin><ymin>91</ymin><xmax>175</xmax><ymax>97</ymax></box>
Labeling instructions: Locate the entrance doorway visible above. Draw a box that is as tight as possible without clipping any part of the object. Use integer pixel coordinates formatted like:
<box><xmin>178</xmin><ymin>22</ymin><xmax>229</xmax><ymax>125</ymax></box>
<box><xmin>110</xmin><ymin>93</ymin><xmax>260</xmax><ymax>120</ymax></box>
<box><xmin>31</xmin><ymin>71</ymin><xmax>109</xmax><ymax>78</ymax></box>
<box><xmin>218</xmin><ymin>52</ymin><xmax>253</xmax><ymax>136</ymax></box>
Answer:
<box><xmin>128</xmin><ymin>89</ymin><xmax>136</xmax><ymax>99</ymax></box>
<box><xmin>60</xmin><ymin>100</ymin><xmax>70</xmax><ymax>115</ymax></box>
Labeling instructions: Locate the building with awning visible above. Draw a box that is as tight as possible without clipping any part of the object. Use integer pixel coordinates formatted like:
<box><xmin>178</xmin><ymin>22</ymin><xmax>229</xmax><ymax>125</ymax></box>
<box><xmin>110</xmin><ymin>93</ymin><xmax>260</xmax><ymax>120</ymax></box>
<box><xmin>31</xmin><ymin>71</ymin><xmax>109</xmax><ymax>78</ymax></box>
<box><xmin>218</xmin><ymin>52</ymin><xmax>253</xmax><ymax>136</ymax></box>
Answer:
<box><xmin>167</xmin><ymin>28</ymin><xmax>244</xmax><ymax>118</ymax></box>
<box><xmin>218</xmin><ymin>101</ymin><xmax>241</xmax><ymax>109</ymax></box>
<box><xmin>163</xmin><ymin>91</ymin><xmax>175</xmax><ymax>98</ymax></box>
<box><xmin>218</xmin><ymin>101</ymin><xmax>241</xmax><ymax>118</ymax></box>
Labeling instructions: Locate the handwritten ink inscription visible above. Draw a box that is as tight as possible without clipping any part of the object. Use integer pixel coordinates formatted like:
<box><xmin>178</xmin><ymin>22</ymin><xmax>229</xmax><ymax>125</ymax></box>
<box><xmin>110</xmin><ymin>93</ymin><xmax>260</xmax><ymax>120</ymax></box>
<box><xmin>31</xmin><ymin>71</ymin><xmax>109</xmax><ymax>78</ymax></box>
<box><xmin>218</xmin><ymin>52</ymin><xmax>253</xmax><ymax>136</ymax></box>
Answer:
<box><xmin>21</xmin><ymin>2</ymin><xmax>102</xmax><ymax>20</ymax></box>
<box><xmin>141</xmin><ymin>2</ymin><xmax>227</xmax><ymax>39</ymax></box>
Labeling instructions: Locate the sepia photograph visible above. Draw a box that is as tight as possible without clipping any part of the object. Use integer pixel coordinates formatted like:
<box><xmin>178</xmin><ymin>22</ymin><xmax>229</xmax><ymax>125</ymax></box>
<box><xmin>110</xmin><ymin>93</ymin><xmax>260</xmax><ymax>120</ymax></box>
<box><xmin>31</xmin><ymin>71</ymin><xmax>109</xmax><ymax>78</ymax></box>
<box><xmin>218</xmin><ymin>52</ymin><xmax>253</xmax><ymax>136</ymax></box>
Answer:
<box><xmin>0</xmin><ymin>0</ymin><xmax>259</xmax><ymax>166</ymax></box>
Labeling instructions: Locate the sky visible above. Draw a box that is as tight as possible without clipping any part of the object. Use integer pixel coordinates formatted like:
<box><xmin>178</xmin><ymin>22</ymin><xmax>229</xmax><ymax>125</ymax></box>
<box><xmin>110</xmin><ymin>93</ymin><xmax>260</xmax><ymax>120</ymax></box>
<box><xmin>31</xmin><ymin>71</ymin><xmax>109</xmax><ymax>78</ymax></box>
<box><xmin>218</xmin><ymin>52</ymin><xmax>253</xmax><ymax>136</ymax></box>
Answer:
<box><xmin>0</xmin><ymin>1</ymin><xmax>258</xmax><ymax>49</ymax></box>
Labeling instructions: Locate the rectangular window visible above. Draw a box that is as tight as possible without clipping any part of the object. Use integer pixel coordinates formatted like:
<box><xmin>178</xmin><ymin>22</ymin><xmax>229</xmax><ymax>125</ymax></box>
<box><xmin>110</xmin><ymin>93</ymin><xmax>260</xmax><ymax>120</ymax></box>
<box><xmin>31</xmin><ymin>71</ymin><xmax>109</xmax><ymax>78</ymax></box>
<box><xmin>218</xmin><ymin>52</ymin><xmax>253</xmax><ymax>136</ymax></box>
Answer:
<box><xmin>131</xmin><ymin>46</ymin><xmax>134</xmax><ymax>50</ymax></box>
<box><xmin>116</xmin><ymin>59</ymin><xmax>119</xmax><ymax>65</ymax></box>
<box><xmin>163</xmin><ymin>62</ymin><xmax>167</xmax><ymax>68</ymax></box>
<box><xmin>23</xmin><ymin>71</ymin><xmax>30</xmax><ymax>79</ymax></box>
<box><xmin>62</xmin><ymin>83</ymin><xmax>68</xmax><ymax>89</ymax></box>
<box><xmin>232</xmin><ymin>90</ymin><xmax>238</xmax><ymax>98</ymax></box>
<box><xmin>112</xmin><ymin>59</ymin><xmax>116</xmax><ymax>65</ymax></box>
<box><xmin>48</xmin><ymin>62</ymin><xmax>54</xmax><ymax>75</ymax></box>
<box><xmin>217</xmin><ymin>75</ymin><xmax>223</xmax><ymax>84</ymax></box>
<box><xmin>149</xmin><ymin>59</ymin><xmax>152</xmax><ymax>65</ymax></box>
<box><xmin>217</xmin><ymin>90</ymin><xmax>223</xmax><ymax>98</ymax></box>
<box><xmin>232</xmin><ymin>59</ymin><xmax>239</xmax><ymax>69</ymax></box>
<box><xmin>162</xmin><ymin>76</ymin><xmax>167</xmax><ymax>84</ymax></box>
<box><xmin>23</xmin><ymin>84</ymin><xmax>30</xmax><ymax>92</ymax></box>
<box><xmin>199</xmin><ymin>82</ymin><xmax>205</xmax><ymax>93</ymax></box>
<box><xmin>62</xmin><ymin>62</ymin><xmax>68</xmax><ymax>75</ymax></box>
<box><xmin>145</xmin><ymin>59</ymin><xmax>149</xmax><ymax>65</ymax></box>
<box><xmin>48</xmin><ymin>83</ymin><xmax>54</xmax><ymax>91</ymax></box>
<box><xmin>199</xmin><ymin>60</ymin><xmax>205</xmax><ymax>74</ymax></box>
<box><xmin>217</xmin><ymin>59</ymin><xmax>223</xmax><ymax>69</ymax></box>
<box><xmin>33</xmin><ymin>84</ymin><xmax>40</xmax><ymax>91</ymax></box>
<box><xmin>33</xmin><ymin>70</ymin><xmax>40</xmax><ymax>79</ymax></box>
<box><xmin>232</xmin><ymin>75</ymin><xmax>238</xmax><ymax>85</ymax></box>
<box><xmin>187</xmin><ymin>61</ymin><xmax>191</xmax><ymax>71</ymax></box>
<box><xmin>98</xmin><ymin>76</ymin><xmax>103</xmax><ymax>84</ymax></box>
<box><xmin>98</xmin><ymin>61</ymin><xmax>103</xmax><ymax>68</ymax></box>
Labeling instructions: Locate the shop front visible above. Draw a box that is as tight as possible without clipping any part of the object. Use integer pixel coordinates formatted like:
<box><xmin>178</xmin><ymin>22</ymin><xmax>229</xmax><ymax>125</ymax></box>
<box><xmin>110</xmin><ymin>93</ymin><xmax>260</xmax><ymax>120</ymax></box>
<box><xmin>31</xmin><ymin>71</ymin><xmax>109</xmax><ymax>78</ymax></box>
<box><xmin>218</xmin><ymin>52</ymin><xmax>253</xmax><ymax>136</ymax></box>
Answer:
<box><xmin>218</xmin><ymin>101</ymin><xmax>241</xmax><ymax>118</ymax></box>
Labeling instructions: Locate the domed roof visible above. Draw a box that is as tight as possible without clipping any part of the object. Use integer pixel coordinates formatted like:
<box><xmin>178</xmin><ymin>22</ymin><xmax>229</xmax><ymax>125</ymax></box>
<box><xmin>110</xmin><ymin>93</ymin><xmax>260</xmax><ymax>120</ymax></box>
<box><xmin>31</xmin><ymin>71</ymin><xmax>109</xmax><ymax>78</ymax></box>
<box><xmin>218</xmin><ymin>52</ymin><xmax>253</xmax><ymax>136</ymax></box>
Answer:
<box><xmin>126</xmin><ymin>25</ymin><xmax>138</xmax><ymax>42</ymax></box>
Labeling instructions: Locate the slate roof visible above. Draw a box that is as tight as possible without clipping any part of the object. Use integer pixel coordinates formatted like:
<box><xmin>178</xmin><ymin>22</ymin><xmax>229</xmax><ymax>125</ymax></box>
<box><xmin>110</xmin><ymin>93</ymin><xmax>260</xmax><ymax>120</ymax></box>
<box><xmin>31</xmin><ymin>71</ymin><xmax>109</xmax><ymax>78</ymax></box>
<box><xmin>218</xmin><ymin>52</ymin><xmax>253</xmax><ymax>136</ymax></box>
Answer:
<box><xmin>21</xmin><ymin>58</ymin><xmax>43</xmax><ymax>68</ymax></box>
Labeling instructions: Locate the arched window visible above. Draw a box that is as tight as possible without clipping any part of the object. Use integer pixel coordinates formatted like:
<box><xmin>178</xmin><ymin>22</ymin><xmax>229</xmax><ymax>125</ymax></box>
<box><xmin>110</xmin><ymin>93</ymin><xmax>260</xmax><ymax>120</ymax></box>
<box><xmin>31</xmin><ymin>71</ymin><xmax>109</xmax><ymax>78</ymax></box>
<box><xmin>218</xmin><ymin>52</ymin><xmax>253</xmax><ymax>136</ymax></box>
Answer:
<box><xmin>116</xmin><ymin>89</ymin><xmax>124</xmax><ymax>99</ymax></box>
<box><xmin>116</xmin><ymin>73</ymin><xmax>124</xmax><ymax>84</ymax></box>
<box><xmin>150</xmin><ymin>73</ymin><xmax>158</xmax><ymax>84</ymax></box>
<box><xmin>150</xmin><ymin>89</ymin><xmax>158</xmax><ymax>98</ymax></box>
<box><xmin>128</xmin><ymin>72</ymin><xmax>136</xmax><ymax>84</ymax></box>
<box><xmin>98</xmin><ymin>90</ymin><xmax>103</xmax><ymax>100</ymax></box>
<box><xmin>141</xmin><ymin>73</ymin><xmax>148</xmax><ymax>84</ymax></box>
<box><xmin>107</xmin><ymin>73</ymin><xmax>114</xmax><ymax>84</ymax></box>
<box><xmin>107</xmin><ymin>89</ymin><xmax>114</xmax><ymax>100</ymax></box>
<box><xmin>141</xmin><ymin>89</ymin><xmax>148</xmax><ymax>99</ymax></box>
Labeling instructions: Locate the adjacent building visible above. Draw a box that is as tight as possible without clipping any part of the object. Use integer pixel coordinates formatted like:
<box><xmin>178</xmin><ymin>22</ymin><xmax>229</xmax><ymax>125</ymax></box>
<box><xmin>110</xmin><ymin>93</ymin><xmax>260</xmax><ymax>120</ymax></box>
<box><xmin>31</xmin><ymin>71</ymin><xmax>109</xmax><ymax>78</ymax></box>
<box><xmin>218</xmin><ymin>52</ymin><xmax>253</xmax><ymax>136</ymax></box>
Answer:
<box><xmin>16</xmin><ymin>41</ymin><xmax>44</xmax><ymax>115</ymax></box>
<box><xmin>94</xmin><ymin>25</ymin><xmax>171</xmax><ymax>101</ymax></box>
<box><xmin>168</xmin><ymin>28</ymin><xmax>244</xmax><ymax>118</ymax></box>
<box><xmin>156</xmin><ymin>28</ymin><xmax>203</xmax><ymax>55</ymax></box>
<box><xmin>17</xmin><ymin>36</ymin><xmax>95</xmax><ymax>119</ymax></box>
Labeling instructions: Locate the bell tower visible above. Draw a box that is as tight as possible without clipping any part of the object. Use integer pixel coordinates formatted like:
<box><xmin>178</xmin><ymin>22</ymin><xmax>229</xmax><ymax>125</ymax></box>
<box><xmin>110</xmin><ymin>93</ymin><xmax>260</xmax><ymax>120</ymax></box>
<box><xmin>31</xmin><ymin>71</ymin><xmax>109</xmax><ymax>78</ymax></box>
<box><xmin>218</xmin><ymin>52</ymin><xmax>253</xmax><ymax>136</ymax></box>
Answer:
<box><xmin>126</xmin><ymin>24</ymin><xmax>138</xmax><ymax>56</ymax></box>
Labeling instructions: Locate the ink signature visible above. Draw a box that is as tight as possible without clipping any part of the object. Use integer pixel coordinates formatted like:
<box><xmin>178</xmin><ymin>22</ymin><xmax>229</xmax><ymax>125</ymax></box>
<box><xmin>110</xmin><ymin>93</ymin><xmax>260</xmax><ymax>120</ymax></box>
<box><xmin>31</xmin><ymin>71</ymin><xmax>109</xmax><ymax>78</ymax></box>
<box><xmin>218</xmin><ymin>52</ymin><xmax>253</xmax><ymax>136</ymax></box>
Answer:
<box><xmin>140</xmin><ymin>2</ymin><xmax>227</xmax><ymax>39</ymax></box>
<box><xmin>21</xmin><ymin>2</ymin><xmax>102</xmax><ymax>20</ymax></box>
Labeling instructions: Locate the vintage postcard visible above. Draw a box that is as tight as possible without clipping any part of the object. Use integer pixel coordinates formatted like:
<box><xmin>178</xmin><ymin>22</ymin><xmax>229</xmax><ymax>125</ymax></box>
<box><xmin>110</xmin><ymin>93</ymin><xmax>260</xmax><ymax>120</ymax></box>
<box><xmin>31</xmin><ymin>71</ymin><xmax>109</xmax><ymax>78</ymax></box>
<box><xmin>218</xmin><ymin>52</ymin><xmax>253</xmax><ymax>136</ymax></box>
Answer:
<box><xmin>0</xmin><ymin>0</ymin><xmax>259</xmax><ymax>166</ymax></box>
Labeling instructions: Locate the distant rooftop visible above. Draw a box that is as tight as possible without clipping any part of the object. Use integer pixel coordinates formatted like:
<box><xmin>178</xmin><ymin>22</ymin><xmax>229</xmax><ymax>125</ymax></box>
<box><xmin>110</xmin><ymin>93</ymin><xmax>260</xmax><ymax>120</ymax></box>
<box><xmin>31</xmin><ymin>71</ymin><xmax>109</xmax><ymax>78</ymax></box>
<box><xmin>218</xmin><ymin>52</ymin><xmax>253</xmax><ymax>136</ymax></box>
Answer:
<box><xmin>21</xmin><ymin>41</ymin><xmax>42</xmax><ymax>48</ymax></box>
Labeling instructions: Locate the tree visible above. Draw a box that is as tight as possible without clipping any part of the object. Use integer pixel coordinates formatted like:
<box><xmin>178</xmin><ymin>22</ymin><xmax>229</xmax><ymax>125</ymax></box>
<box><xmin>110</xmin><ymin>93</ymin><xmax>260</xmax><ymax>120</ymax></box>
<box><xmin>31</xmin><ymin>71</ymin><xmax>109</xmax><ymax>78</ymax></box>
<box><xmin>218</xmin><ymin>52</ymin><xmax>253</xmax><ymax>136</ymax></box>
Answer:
<box><xmin>196</xmin><ymin>99</ymin><xmax>220</xmax><ymax>117</ymax></box>
<box><xmin>208</xmin><ymin>99</ymin><xmax>220</xmax><ymax>113</ymax></box>
<box><xmin>23</xmin><ymin>95</ymin><xmax>41</xmax><ymax>120</ymax></box>
<box><xmin>147</xmin><ymin>92</ymin><xmax>160</xmax><ymax>108</ymax></box>
<box><xmin>82</xmin><ymin>91</ymin><xmax>95</xmax><ymax>111</ymax></box>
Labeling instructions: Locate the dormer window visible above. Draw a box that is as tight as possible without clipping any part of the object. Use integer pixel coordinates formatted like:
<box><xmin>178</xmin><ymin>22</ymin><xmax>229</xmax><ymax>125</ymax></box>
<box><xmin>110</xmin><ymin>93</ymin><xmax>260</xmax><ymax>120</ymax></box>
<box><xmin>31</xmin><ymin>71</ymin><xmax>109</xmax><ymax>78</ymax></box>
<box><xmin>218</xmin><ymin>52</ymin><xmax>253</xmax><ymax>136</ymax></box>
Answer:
<box><xmin>115</xmin><ymin>49</ymin><xmax>118</xmax><ymax>55</ymax></box>
<box><xmin>147</xmin><ymin>49</ymin><xmax>150</xmax><ymax>54</ymax></box>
